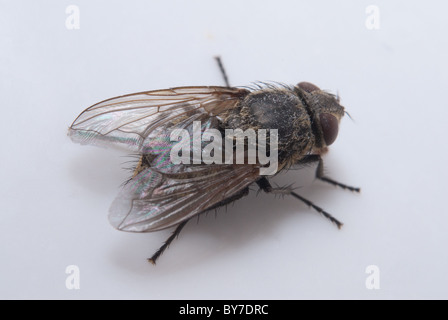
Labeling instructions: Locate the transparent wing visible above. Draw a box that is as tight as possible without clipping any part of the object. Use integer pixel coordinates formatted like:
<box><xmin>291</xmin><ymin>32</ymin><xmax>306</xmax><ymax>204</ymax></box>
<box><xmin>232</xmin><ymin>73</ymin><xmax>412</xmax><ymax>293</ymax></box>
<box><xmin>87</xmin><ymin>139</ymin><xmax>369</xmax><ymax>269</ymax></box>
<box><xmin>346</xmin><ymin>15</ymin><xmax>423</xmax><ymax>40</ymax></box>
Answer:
<box><xmin>68</xmin><ymin>86</ymin><xmax>248</xmax><ymax>152</ymax></box>
<box><xmin>109</xmin><ymin>164</ymin><xmax>260</xmax><ymax>232</ymax></box>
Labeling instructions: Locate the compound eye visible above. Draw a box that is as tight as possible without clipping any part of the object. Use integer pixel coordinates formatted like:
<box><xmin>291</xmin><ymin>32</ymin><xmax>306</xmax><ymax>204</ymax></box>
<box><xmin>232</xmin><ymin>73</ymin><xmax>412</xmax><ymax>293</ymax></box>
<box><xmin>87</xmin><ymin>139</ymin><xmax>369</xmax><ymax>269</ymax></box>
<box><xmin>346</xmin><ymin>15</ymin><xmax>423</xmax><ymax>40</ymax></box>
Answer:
<box><xmin>297</xmin><ymin>82</ymin><xmax>320</xmax><ymax>93</ymax></box>
<box><xmin>320</xmin><ymin>113</ymin><xmax>339</xmax><ymax>146</ymax></box>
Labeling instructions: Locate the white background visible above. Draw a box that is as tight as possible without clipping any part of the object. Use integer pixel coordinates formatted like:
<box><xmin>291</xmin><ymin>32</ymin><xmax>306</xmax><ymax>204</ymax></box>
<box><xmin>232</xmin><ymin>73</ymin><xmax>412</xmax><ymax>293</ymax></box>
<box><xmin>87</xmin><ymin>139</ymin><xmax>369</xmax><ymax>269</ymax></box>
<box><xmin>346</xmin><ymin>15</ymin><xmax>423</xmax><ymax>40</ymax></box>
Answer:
<box><xmin>1</xmin><ymin>0</ymin><xmax>447</xmax><ymax>299</ymax></box>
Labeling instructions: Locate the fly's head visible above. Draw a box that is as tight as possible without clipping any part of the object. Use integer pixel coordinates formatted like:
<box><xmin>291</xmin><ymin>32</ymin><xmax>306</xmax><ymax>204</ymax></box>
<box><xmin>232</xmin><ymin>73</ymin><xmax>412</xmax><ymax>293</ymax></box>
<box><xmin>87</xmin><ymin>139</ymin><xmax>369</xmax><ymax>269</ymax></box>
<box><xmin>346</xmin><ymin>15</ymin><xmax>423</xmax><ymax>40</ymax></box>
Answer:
<box><xmin>294</xmin><ymin>82</ymin><xmax>345</xmax><ymax>150</ymax></box>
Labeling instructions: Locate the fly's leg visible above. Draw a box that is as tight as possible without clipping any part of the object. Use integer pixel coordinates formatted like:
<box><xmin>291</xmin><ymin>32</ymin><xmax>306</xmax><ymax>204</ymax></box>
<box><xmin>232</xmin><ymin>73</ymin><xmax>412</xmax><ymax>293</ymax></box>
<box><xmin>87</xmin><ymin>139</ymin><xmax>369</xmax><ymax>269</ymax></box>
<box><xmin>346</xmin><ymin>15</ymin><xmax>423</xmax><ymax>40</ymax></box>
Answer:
<box><xmin>148</xmin><ymin>187</ymin><xmax>249</xmax><ymax>264</ymax></box>
<box><xmin>256</xmin><ymin>177</ymin><xmax>344</xmax><ymax>229</ymax></box>
<box><xmin>302</xmin><ymin>155</ymin><xmax>360</xmax><ymax>192</ymax></box>
<box><xmin>215</xmin><ymin>56</ymin><xmax>231</xmax><ymax>87</ymax></box>
<box><xmin>148</xmin><ymin>220</ymin><xmax>189</xmax><ymax>265</ymax></box>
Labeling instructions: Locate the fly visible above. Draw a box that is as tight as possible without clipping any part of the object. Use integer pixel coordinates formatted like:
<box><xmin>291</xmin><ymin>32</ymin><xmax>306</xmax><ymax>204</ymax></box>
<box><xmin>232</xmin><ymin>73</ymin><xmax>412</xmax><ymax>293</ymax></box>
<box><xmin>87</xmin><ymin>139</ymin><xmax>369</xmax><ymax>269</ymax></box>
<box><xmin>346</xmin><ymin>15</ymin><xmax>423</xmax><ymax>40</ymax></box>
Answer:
<box><xmin>68</xmin><ymin>57</ymin><xmax>360</xmax><ymax>264</ymax></box>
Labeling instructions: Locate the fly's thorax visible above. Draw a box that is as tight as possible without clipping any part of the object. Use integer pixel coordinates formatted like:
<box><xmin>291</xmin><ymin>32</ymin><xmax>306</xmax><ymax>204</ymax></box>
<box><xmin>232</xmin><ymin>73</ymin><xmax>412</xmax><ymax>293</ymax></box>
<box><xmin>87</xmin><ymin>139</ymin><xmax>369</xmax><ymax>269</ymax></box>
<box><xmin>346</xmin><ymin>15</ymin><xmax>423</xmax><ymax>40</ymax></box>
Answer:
<box><xmin>221</xmin><ymin>88</ymin><xmax>315</xmax><ymax>162</ymax></box>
